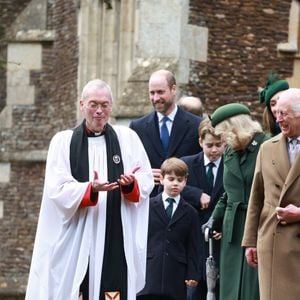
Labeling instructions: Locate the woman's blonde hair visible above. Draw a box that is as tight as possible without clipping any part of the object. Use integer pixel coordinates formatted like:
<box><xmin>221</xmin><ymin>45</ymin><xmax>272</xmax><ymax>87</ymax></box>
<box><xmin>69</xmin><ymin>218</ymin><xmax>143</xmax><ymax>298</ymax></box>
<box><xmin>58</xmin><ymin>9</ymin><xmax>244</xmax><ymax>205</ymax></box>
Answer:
<box><xmin>215</xmin><ymin>114</ymin><xmax>262</xmax><ymax>150</ymax></box>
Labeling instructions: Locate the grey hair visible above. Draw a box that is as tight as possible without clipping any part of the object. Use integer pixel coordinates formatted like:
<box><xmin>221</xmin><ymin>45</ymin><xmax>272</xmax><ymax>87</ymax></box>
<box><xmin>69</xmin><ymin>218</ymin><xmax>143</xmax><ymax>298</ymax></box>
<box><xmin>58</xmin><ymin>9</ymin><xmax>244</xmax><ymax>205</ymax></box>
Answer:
<box><xmin>279</xmin><ymin>88</ymin><xmax>300</xmax><ymax>117</ymax></box>
<box><xmin>81</xmin><ymin>79</ymin><xmax>113</xmax><ymax>101</ymax></box>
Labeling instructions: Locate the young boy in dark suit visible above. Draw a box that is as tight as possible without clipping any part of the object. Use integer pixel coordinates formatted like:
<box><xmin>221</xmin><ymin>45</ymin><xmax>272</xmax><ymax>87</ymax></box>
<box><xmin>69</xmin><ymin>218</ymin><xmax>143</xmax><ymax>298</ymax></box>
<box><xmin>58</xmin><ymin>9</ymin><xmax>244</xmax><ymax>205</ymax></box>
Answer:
<box><xmin>181</xmin><ymin>118</ymin><xmax>225</xmax><ymax>300</ymax></box>
<box><xmin>137</xmin><ymin>157</ymin><xmax>200</xmax><ymax>300</ymax></box>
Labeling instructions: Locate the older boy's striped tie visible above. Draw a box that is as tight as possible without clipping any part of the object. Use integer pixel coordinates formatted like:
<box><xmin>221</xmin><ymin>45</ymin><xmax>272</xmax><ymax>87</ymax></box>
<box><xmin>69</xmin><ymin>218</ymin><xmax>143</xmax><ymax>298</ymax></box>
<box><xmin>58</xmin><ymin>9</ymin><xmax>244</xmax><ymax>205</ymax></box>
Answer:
<box><xmin>206</xmin><ymin>162</ymin><xmax>215</xmax><ymax>194</ymax></box>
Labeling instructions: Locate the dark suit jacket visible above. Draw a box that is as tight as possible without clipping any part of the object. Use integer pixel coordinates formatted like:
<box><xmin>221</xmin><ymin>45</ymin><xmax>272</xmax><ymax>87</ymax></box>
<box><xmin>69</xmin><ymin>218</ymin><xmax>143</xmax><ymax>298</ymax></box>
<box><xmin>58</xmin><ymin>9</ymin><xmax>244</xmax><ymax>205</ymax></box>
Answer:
<box><xmin>181</xmin><ymin>152</ymin><xmax>224</xmax><ymax>281</ymax></box>
<box><xmin>139</xmin><ymin>194</ymin><xmax>200</xmax><ymax>300</ymax></box>
<box><xmin>129</xmin><ymin>107</ymin><xmax>202</xmax><ymax>195</ymax></box>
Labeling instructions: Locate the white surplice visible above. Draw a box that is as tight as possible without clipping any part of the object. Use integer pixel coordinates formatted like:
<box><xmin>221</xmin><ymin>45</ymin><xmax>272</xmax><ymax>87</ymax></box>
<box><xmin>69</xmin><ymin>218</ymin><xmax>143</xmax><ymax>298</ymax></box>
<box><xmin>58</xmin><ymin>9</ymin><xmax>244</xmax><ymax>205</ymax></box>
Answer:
<box><xmin>25</xmin><ymin>125</ymin><xmax>154</xmax><ymax>300</ymax></box>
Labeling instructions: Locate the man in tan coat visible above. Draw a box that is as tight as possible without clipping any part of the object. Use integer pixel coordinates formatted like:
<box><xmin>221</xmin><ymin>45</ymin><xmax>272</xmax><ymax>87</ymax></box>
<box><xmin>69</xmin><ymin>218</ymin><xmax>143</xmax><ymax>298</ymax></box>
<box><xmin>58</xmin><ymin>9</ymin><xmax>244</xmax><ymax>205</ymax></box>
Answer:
<box><xmin>242</xmin><ymin>88</ymin><xmax>300</xmax><ymax>300</ymax></box>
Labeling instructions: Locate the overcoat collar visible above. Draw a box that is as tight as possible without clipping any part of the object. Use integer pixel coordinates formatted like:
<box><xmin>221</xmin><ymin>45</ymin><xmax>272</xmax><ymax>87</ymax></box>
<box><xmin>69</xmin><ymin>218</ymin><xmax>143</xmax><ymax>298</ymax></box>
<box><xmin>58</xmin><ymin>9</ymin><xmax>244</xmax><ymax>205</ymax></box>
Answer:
<box><xmin>224</xmin><ymin>132</ymin><xmax>265</xmax><ymax>182</ymax></box>
<box><xmin>143</xmin><ymin>112</ymin><xmax>164</xmax><ymax>156</ymax></box>
<box><xmin>272</xmin><ymin>134</ymin><xmax>300</xmax><ymax>203</ymax></box>
<box><xmin>151</xmin><ymin>195</ymin><xmax>190</xmax><ymax>225</ymax></box>
<box><xmin>168</xmin><ymin>108</ymin><xmax>192</xmax><ymax>156</ymax></box>
<box><xmin>270</xmin><ymin>134</ymin><xmax>290</xmax><ymax>183</ymax></box>
<box><xmin>189</xmin><ymin>152</ymin><xmax>224</xmax><ymax>197</ymax></box>
<box><xmin>189</xmin><ymin>152</ymin><xmax>206</xmax><ymax>187</ymax></box>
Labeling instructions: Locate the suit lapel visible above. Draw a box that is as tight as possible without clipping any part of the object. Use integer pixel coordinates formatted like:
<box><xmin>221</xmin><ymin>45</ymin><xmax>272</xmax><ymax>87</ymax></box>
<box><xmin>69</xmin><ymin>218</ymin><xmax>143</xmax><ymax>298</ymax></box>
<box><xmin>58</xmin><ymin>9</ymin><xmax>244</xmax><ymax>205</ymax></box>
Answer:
<box><xmin>194</xmin><ymin>153</ymin><xmax>224</xmax><ymax>196</ymax></box>
<box><xmin>271</xmin><ymin>134</ymin><xmax>290</xmax><ymax>183</ymax></box>
<box><xmin>284</xmin><ymin>155</ymin><xmax>300</xmax><ymax>191</ymax></box>
<box><xmin>169</xmin><ymin>197</ymin><xmax>188</xmax><ymax>225</ymax></box>
<box><xmin>168</xmin><ymin>109</ymin><xmax>189</xmax><ymax>156</ymax></box>
<box><xmin>152</xmin><ymin>195</ymin><xmax>169</xmax><ymax>223</ymax></box>
<box><xmin>224</xmin><ymin>147</ymin><xmax>243</xmax><ymax>183</ymax></box>
<box><xmin>211</xmin><ymin>157</ymin><xmax>224</xmax><ymax>198</ymax></box>
<box><xmin>190</xmin><ymin>153</ymin><xmax>206</xmax><ymax>187</ymax></box>
<box><xmin>145</xmin><ymin>112</ymin><xmax>165</xmax><ymax>156</ymax></box>
<box><xmin>275</xmin><ymin>135</ymin><xmax>300</xmax><ymax>201</ymax></box>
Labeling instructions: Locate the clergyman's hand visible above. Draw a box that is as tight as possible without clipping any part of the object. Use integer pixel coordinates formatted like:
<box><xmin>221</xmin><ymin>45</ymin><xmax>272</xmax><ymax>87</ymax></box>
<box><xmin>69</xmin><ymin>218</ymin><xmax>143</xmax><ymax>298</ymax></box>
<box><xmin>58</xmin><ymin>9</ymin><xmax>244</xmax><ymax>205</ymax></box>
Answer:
<box><xmin>92</xmin><ymin>171</ymin><xmax>119</xmax><ymax>192</ymax></box>
<box><xmin>118</xmin><ymin>166</ymin><xmax>140</xmax><ymax>186</ymax></box>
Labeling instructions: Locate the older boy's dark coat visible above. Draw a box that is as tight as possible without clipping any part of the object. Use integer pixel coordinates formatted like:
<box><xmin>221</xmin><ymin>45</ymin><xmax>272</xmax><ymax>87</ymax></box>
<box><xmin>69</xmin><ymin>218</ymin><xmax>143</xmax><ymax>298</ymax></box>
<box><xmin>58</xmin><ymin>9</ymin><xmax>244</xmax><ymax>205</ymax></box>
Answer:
<box><xmin>181</xmin><ymin>152</ymin><xmax>224</xmax><ymax>281</ymax></box>
<box><xmin>139</xmin><ymin>194</ymin><xmax>200</xmax><ymax>300</ymax></box>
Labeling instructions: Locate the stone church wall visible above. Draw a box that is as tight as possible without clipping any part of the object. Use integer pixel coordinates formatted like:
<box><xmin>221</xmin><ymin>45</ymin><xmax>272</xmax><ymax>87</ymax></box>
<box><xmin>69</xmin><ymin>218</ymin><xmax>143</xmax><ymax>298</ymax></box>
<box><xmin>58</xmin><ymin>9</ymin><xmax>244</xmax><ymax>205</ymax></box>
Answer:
<box><xmin>0</xmin><ymin>0</ymin><xmax>297</xmax><ymax>298</ymax></box>
<box><xmin>0</xmin><ymin>0</ymin><xmax>78</xmax><ymax>297</ymax></box>
<box><xmin>186</xmin><ymin>0</ymin><xmax>293</xmax><ymax>118</ymax></box>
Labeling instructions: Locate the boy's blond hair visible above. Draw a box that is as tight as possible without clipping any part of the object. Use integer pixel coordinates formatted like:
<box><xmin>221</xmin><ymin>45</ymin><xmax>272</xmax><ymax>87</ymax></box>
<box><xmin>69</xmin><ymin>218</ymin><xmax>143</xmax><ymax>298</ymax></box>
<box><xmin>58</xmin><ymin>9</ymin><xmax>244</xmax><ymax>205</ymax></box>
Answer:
<box><xmin>161</xmin><ymin>157</ymin><xmax>189</xmax><ymax>178</ymax></box>
<box><xmin>198</xmin><ymin>118</ymin><xmax>222</xmax><ymax>140</ymax></box>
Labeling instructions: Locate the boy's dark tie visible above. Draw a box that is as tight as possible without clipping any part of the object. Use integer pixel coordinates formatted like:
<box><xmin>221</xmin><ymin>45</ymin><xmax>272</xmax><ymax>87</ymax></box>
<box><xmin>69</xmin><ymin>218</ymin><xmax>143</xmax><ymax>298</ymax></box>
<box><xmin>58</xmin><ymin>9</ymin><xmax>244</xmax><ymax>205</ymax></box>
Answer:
<box><xmin>206</xmin><ymin>162</ymin><xmax>215</xmax><ymax>194</ymax></box>
<box><xmin>165</xmin><ymin>197</ymin><xmax>175</xmax><ymax>220</ymax></box>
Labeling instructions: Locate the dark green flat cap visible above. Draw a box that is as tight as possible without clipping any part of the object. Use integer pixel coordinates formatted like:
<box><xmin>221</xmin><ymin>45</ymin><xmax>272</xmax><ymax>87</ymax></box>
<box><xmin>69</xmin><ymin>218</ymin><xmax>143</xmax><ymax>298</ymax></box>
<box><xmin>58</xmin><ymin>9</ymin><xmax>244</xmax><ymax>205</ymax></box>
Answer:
<box><xmin>211</xmin><ymin>103</ymin><xmax>250</xmax><ymax>127</ymax></box>
<box><xmin>259</xmin><ymin>73</ymin><xmax>289</xmax><ymax>106</ymax></box>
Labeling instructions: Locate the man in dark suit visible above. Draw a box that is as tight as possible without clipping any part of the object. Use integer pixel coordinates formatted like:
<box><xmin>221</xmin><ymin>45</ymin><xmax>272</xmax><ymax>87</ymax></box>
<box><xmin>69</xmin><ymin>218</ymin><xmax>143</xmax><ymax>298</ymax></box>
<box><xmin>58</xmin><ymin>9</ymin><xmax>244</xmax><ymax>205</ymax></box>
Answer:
<box><xmin>137</xmin><ymin>158</ymin><xmax>200</xmax><ymax>300</ymax></box>
<box><xmin>129</xmin><ymin>69</ymin><xmax>202</xmax><ymax>196</ymax></box>
<box><xmin>181</xmin><ymin>119</ymin><xmax>225</xmax><ymax>300</ymax></box>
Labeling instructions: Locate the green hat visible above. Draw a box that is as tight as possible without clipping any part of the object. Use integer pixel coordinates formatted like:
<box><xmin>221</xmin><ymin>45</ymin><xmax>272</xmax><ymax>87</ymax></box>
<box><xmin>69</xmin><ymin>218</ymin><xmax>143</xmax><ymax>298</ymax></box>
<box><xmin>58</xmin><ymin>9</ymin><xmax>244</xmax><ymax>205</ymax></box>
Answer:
<box><xmin>259</xmin><ymin>73</ymin><xmax>289</xmax><ymax>106</ymax></box>
<box><xmin>210</xmin><ymin>103</ymin><xmax>250</xmax><ymax>127</ymax></box>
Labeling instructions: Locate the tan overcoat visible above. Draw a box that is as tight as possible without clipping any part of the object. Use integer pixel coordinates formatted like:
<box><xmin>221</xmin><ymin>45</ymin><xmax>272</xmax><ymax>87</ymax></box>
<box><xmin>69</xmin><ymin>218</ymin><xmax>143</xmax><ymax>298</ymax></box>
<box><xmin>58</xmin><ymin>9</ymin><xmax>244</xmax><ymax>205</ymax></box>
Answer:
<box><xmin>242</xmin><ymin>134</ymin><xmax>300</xmax><ymax>300</ymax></box>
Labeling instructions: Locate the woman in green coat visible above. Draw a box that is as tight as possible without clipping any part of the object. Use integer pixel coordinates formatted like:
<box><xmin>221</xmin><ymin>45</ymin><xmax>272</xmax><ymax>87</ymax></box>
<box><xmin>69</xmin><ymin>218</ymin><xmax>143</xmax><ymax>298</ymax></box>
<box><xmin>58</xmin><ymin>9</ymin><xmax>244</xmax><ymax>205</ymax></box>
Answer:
<box><xmin>210</xmin><ymin>103</ymin><xmax>269</xmax><ymax>300</ymax></box>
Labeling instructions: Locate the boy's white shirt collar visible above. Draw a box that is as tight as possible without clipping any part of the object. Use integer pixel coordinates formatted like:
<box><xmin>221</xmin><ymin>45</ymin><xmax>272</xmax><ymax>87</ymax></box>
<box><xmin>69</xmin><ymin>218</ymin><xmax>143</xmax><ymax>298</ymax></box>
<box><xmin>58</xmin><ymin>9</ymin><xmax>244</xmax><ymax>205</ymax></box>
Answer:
<box><xmin>162</xmin><ymin>191</ymin><xmax>180</xmax><ymax>205</ymax></box>
<box><xmin>204</xmin><ymin>154</ymin><xmax>222</xmax><ymax>168</ymax></box>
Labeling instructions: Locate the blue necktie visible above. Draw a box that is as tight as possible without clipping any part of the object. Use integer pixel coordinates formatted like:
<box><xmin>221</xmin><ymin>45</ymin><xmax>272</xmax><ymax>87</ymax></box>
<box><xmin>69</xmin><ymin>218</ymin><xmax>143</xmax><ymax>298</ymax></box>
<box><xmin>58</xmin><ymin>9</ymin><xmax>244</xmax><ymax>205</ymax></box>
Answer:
<box><xmin>206</xmin><ymin>162</ymin><xmax>215</xmax><ymax>194</ymax></box>
<box><xmin>165</xmin><ymin>198</ymin><xmax>175</xmax><ymax>220</ymax></box>
<box><xmin>160</xmin><ymin>116</ymin><xmax>170</xmax><ymax>155</ymax></box>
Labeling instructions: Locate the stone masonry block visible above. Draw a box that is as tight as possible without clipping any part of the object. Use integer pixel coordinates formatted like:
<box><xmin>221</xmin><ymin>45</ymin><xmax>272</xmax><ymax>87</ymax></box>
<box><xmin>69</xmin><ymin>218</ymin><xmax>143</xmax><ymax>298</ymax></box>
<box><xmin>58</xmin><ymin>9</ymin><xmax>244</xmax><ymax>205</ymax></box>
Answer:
<box><xmin>181</xmin><ymin>25</ymin><xmax>208</xmax><ymax>62</ymax></box>
<box><xmin>6</xmin><ymin>84</ymin><xmax>35</xmax><ymax>105</ymax></box>
<box><xmin>7</xmin><ymin>43</ymin><xmax>42</xmax><ymax>71</ymax></box>
<box><xmin>0</xmin><ymin>106</ymin><xmax>12</xmax><ymax>129</ymax></box>
<box><xmin>0</xmin><ymin>163</ymin><xmax>11</xmax><ymax>183</ymax></box>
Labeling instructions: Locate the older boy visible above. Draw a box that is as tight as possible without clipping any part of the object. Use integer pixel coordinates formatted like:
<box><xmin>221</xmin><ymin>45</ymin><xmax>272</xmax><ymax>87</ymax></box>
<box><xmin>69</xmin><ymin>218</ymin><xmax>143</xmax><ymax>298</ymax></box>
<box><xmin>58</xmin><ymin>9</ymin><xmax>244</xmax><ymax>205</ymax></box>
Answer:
<box><xmin>181</xmin><ymin>118</ymin><xmax>225</xmax><ymax>300</ymax></box>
